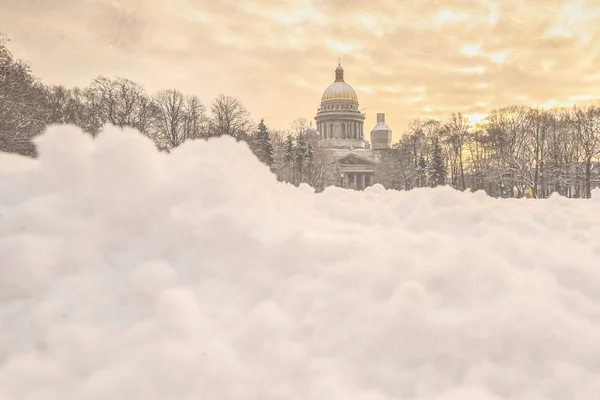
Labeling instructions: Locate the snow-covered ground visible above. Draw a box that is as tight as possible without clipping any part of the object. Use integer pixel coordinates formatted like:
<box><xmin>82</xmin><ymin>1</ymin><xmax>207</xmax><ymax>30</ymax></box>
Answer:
<box><xmin>2</xmin><ymin>124</ymin><xmax>600</xmax><ymax>399</ymax></box>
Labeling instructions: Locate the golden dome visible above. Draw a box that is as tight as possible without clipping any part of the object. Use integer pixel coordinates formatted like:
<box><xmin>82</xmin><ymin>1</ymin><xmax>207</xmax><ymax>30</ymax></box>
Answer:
<box><xmin>321</xmin><ymin>82</ymin><xmax>358</xmax><ymax>102</ymax></box>
<box><xmin>321</xmin><ymin>63</ymin><xmax>359</xmax><ymax>103</ymax></box>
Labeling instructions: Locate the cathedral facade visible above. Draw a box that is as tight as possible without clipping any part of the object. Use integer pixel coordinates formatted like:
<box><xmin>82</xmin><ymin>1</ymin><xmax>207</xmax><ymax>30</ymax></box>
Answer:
<box><xmin>307</xmin><ymin>63</ymin><xmax>393</xmax><ymax>190</ymax></box>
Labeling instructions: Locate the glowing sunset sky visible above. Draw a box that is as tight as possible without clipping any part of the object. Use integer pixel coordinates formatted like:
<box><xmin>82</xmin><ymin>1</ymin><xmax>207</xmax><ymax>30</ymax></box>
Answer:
<box><xmin>2</xmin><ymin>0</ymin><xmax>600</xmax><ymax>139</ymax></box>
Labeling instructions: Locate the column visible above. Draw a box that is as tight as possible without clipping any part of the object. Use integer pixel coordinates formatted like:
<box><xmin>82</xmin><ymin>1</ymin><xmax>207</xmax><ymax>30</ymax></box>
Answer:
<box><xmin>352</xmin><ymin>173</ymin><xmax>358</xmax><ymax>190</ymax></box>
<box><xmin>358</xmin><ymin>173</ymin><xmax>364</xmax><ymax>190</ymax></box>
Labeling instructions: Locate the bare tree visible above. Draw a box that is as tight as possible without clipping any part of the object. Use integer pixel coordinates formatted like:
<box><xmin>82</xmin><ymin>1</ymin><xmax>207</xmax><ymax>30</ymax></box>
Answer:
<box><xmin>482</xmin><ymin>105</ymin><xmax>533</xmax><ymax>197</ymax></box>
<box><xmin>153</xmin><ymin>89</ymin><xmax>186</xmax><ymax>149</ymax></box>
<box><xmin>207</xmin><ymin>94</ymin><xmax>253</xmax><ymax>140</ymax></box>
<box><xmin>523</xmin><ymin>108</ymin><xmax>552</xmax><ymax>197</ymax></box>
<box><xmin>304</xmin><ymin>146</ymin><xmax>339</xmax><ymax>192</ymax></box>
<box><xmin>463</xmin><ymin>124</ymin><xmax>488</xmax><ymax>192</ymax></box>
<box><xmin>45</xmin><ymin>85</ymin><xmax>76</xmax><ymax>124</ymax></box>
<box><xmin>546</xmin><ymin>108</ymin><xmax>578</xmax><ymax>196</ymax></box>
<box><xmin>405</xmin><ymin>119</ymin><xmax>435</xmax><ymax>186</ymax></box>
<box><xmin>79</xmin><ymin>85</ymin><xmax>104</xmax><ymax>135</ymax></box>
<box><xmin>443</xmin><ymin>112</ymin><xmax>470</xmax><ymax>190</ymax></box>
<box><xmin>375</xmin><ymin>146</ymin><xmax>414</xmax><ymax>190</ymax></box>
<box><xmin>290</xmin><ymin>117</ymin><xmax>309</xmax><ymax>136</ymax></box>
<box><xmin>183</xmin><ymin>95</ymin><xmax>207</xmax><ymax>140</ymax></box>
<box><xmin>87</xmin><ymin>76</ymin><xmax>155</xmax><ymax>137</ymax></box>
<box><xmin>570</xmin><ymin>104</ymin><xmax>600</xmax><ymax>198</ymax></box>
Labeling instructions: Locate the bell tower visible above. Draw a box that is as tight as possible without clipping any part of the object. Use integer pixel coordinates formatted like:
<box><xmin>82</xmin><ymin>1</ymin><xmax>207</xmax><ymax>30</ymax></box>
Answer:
<box><xmin>370</xmin><ymin>113</ymin><xmax>392</xmax><ymax>150</ymax></box>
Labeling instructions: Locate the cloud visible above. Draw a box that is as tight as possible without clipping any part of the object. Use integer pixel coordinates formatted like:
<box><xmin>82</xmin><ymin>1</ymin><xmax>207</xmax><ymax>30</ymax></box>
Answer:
<box><xmin>2</xmin><ymin>0</ymin><xmax>600</xmax><ymax>137</ymax></box>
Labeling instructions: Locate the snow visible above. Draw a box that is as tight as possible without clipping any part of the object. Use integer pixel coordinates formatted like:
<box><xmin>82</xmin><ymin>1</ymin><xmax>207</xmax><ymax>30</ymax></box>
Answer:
<box><xmin>2</xmin><ymin>124</ymin><xmax>600</xmax><ymax>399</ymax></box>
<box><xmin>593</xmin><ymin>187</ymin><xmax>600</xmax><ymax>201</ymax></box>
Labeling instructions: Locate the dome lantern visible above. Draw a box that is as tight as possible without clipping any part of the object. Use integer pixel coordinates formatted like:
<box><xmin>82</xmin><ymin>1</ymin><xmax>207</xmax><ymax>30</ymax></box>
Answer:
<box><xmin>335</xmin><ymin>63</ymin><xmax>344</xmax><ymax>82</ymax></box>
<box><xmin>320</xmin><ymin>63</ymin><xmax>359</xmax><ymax>102</ymax></box>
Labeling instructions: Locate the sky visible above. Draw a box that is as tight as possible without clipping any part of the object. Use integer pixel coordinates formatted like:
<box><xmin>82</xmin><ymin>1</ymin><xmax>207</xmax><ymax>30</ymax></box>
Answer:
<box><xmin>2</xmin><ymin>0</ymin><xmax>600</xmax><ymax>138</ymax></box>
<box><xmin>2</xmin><ymin>123</ymin><xmax>600</xmax><ymax>398</ymax></box>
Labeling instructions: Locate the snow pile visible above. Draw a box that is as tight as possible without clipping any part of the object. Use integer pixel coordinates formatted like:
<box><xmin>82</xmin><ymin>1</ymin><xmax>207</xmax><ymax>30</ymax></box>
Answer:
<box><xmin>592</xmin><ymin>187</ymin><xmax>600</xmax><ymax>202</ymax></box>
<box><xmin>2</xmin><ymin>124</ymin><xmax>600</xmax><ymax>399</ymax></box>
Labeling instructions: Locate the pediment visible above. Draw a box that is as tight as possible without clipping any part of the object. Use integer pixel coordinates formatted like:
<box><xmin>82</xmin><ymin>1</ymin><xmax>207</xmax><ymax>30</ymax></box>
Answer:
<box><xmin>336</xmin><ymin>153</ymin><xmax>376</xmax><ymax>166</ymax></box>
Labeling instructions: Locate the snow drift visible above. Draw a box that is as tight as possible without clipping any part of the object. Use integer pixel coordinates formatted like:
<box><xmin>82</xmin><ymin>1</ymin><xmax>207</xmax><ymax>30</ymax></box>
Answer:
<box><xmin>1</xmin><ymin>124</ymin><xmax>600</xmax><ymax>399</ymax></box>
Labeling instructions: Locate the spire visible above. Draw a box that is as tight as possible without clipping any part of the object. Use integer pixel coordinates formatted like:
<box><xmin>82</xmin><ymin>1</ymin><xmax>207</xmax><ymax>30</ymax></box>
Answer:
<box><xmin>335</xmin><ymin>62</ymin><xmax>344</xmax><ymax>82</ymax></box>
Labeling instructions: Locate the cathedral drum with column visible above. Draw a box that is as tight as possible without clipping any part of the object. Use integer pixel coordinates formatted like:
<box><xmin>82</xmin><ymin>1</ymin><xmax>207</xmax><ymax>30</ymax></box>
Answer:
<box><xmin>314</xmin><ymin>64</ymin><xmax>367</xmax><ymax>150</ymax></box>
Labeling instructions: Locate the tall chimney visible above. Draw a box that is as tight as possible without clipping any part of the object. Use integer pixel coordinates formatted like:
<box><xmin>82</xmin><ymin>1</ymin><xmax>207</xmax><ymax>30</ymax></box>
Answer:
<box><xmin>377</xmin><ymin>113</ymin><xmax>385</xmax><ymax>123</ymax></box>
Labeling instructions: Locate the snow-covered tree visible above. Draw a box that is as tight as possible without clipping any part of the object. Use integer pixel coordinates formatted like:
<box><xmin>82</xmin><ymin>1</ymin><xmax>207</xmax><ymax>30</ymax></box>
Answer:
<box><xmin>428</xmin><ymin>137</ymin><xmax>447</xmax><ymax>187</ymax></box>
<box><xmin>0</xmin><ymin>33</ymin><xmax>47</xmax><ymax>156</ymax></box>
<box><xmin>294</xmin><ymin>133</ymin><xmax>308</xmax><ymax>182</ymax></box>
<box><xmin>251</xmin><ymin>119</ymin><xmax>274</xmax><ymax>169</ymax></box>
<box><xmin>283</xmin><ymin>134</ymin><xmax>295</xmax><ymax>182</ymax></box>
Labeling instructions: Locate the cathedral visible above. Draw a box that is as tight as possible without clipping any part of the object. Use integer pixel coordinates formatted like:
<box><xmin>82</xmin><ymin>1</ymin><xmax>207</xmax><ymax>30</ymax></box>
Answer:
<box><xmin>303</xmin><ymin>63</ymin><xmax>393</xmax><ymax>190</ymax></box>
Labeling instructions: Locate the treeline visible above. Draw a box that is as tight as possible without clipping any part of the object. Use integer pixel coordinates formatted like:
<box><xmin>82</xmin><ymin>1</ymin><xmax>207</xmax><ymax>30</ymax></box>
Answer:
<box><xmin>0</xmin><ymin>34</ymin><xmax>333</xmax><ymax>190</ymax></box>
<box><xmin>4</xmin><ymin>34</ymin><xmax>600</xmax><ymax>198</ymax></box>
<box><xmin>378</xmin><ymin>106</ymin><xmax>600</xmax><ymax>198</ymax></box>
<box><xmin>274</xmin><ymin>120</ymin><xmax>340</xmax><ymax>191</ymax></box>
<box><xmin>1</xmin><ymin>34</ymin><xmax>255</xmax><ymax>154</ymax></box>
